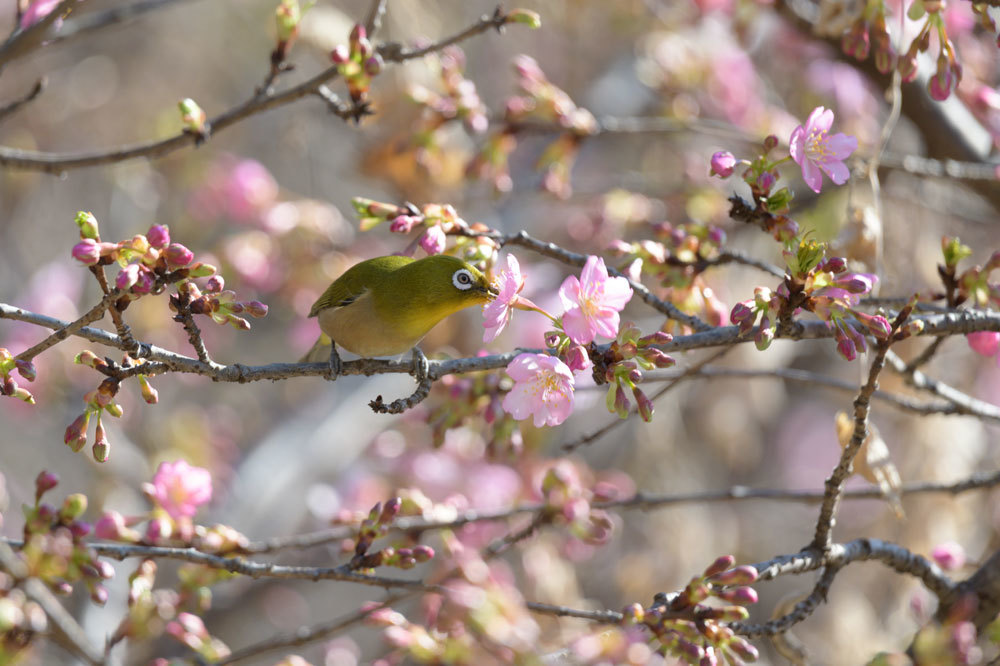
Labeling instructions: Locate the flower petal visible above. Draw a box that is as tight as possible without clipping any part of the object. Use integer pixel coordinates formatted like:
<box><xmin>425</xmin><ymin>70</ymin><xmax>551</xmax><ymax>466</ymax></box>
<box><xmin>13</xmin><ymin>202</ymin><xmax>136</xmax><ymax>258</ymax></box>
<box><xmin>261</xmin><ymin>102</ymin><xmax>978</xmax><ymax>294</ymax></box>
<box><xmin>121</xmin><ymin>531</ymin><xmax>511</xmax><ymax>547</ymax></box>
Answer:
<box><xmin>801</xmin><ymin>158</ymin><xmax>824</xmax><ymax>193</ymax></box>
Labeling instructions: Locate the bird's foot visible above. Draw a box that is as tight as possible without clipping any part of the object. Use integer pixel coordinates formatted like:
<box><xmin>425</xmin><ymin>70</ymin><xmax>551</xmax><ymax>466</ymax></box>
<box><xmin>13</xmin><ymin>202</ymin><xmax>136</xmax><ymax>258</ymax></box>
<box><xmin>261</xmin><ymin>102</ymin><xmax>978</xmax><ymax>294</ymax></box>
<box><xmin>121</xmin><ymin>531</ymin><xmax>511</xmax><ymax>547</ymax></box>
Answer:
<box><xmin>324</xmin><ymin>346</ymin><xmax>342</xmax><ymax>381</ymax></box>
<box><xmin>411</xmin><ymin>347</ymin><xmax>429</xmax><ymax>383</ymax></box>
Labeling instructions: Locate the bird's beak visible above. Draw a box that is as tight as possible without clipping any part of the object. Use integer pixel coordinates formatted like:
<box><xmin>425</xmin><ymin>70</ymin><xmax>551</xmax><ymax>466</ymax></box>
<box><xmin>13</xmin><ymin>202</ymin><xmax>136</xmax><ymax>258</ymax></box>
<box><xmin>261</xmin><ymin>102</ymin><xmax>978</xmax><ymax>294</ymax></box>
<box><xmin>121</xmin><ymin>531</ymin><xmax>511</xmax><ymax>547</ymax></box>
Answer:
<box><xmin>481</xmin><ymin>284</ymin><xmax>500</xmax><ymax>297</ymax></box>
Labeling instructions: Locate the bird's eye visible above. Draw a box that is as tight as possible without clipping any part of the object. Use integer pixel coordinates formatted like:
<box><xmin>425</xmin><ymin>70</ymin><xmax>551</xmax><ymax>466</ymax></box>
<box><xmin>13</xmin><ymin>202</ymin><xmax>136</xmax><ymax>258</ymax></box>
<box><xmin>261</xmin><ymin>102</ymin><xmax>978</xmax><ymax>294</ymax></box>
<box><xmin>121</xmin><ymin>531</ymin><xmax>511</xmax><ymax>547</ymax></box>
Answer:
<box><xmin>452</xmin><ymin>269</ymin><xmax>474</xmax><ymax>290</ymax></box>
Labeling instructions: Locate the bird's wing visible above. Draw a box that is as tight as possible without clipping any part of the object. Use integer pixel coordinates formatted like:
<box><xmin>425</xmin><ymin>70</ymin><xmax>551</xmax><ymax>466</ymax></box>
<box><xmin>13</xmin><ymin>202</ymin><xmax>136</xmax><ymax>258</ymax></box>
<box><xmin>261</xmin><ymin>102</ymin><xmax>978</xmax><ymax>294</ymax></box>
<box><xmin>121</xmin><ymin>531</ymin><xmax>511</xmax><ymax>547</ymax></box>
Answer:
<box><xmin>307</xmin><ymin>256</ymin><xmax>413</xmax><ymax>317</ymax></box>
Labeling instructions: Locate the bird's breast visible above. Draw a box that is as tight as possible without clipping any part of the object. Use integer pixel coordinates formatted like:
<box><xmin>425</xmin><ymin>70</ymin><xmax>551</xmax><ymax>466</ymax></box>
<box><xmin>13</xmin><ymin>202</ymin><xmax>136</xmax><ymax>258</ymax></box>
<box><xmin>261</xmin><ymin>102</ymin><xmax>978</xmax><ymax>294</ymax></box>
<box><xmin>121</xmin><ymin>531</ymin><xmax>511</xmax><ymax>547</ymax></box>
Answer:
<box><xmin>317</xmin><ymin>294</ymin><xmax>433</xmax><ymax>357</ymax></box>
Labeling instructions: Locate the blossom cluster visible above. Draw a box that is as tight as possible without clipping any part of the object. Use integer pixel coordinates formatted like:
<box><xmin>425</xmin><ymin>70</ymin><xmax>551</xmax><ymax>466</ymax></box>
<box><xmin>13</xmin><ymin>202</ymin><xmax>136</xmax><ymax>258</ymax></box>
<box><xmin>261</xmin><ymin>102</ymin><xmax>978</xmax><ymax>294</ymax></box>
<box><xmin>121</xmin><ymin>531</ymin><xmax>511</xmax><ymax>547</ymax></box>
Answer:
<box><xmin>731</xmin><ymin>237</ymin><xmax>893</xmax><ymax>360</ymax></box>
<box><xmin>347</xmin><ymin>498</ymin><xmax>435</xmax><ymax>571</ymax></box>
<box><xmin>407</xmin><ymin>46</ymin><xmax>490</xmax><ymax>174</ymax></box>
<box><xmin>352</xmin><ymin>197</ymin><xmax>499</xmax><ymax>266</ymax></box>
<box><xmin>0</xmin><ymin>347</ymin><xmax>35</xmax><ymax>404</ymax></box>
<box><xmin>469</xmin><ymin>55</ymin><xmax>596</xmax><ymax>197</ymax></box>
<box><xmin>20</xmin><ymin>472</ymin><xmax>114</xmax><ymax>605</ymax></box>
<box><xmin>330</xmin><ymin>24</ymin><xmax>383</xmax><ymax>105</ymax></box>
<box><xmin>609</xmin><ymin>221</ymin><xmax>729</xmax><ymax>330</ymax></box>
<box><xmin>621</xmin><ymin>555</ymin><xmax>760</xmax><ymax>664</ymax></box>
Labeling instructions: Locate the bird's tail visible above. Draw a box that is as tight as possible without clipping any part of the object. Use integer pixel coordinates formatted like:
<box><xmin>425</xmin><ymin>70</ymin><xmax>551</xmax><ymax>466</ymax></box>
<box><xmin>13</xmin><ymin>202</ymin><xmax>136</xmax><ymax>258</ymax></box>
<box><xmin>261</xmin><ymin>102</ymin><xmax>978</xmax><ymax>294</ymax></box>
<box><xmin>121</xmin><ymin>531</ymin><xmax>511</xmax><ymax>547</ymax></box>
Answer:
<box><xmin>299</xmin><ymin>334</ymin><xmax>333</xmax><ymax>363</ymax></box>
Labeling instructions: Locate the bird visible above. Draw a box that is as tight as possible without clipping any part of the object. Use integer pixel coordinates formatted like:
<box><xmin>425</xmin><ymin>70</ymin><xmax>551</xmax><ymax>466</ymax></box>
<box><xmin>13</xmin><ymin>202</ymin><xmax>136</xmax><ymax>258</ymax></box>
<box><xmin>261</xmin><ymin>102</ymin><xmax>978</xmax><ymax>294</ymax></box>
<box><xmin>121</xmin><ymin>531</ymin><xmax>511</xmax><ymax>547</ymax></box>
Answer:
<box><xmin>301</xmin><ymin>254</ymin><xmax>497</xmax><ymax>379</ymax></box>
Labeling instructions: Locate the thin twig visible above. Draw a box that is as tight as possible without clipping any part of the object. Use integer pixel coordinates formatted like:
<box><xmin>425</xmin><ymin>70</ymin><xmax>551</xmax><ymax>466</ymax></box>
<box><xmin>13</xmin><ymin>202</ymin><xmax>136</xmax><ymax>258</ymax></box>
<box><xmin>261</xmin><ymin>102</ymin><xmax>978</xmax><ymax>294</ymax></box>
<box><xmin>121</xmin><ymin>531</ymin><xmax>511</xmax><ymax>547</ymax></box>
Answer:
<box><xmin>0</xmin><ymin>0</ymin><xmax>77</xmax><ymax>70</ymax></box>
<box><xmin>811</xmin><ymin>337</ymin><xmax>892</xmax><ymax>551</ymax></box>
<box><xmin>0</xmin><ymin>78</ymin><xmax>45</xmax><ymax>123</ymax></box>
<box><xmin>636</xmin><ymin>365</ymin><xmax>1000</xmax><ymax>423</ymax></box>
<box><xmin>885</xmin><ymin>349</ymin><xmax>1000</xmax><ymax>422</ymax></box>
<box><xmin>377</xmin><ymin>6</ymin><xmax>509</xmax><ymax>62</ymax></box>
<box><xmin>363</xmin><ymin>0</ymin><xmax>389</xmax><ymax>36</ymax></box>
<box><xmin>13</xmin><ymin>293</ymin><xmax>113</xmax><ymax>362</ymax></box>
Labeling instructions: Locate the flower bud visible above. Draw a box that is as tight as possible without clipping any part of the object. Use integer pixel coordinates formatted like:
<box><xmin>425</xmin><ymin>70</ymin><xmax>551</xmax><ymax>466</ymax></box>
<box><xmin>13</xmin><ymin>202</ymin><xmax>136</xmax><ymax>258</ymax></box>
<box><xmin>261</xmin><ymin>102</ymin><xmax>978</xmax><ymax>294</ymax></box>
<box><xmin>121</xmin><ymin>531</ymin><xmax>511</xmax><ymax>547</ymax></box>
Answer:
<box><xmin>145</xmin><ymin>518</ymin><xmax>171</xmax><ymax>543</ymax></box>
<box><xmin>703</xmin><ymin>555</ymin><xmax>736</xmax><ymax>578</ymax></box>
<box><xmin>64</xmin><ymin>412</ymin><xmax>90</xmax><ymax>452</ymax></box>
<box><xmin>564</xmin><ymin>345</ymin><xmax>591</xmax><ymax>374</ymax></box>
<box><xmin>60</xmin><ymin>493</ymin><xmax>88</xmax><ymax>521</ymax></box>
<box><xmin>133</xmin><ymin>266</ymin><xmax>155</xmax><ymax>294</ymax></box>
<box><xmin>34</xmin><ymin>471</ymin><xmax>58</xmax><ymax>503</ymax></box>
<box><xmin>754</xmin><ymin>315</ymin><xmax>773</xmax><ymax>351</ymax></box>
<box><xmin>727</xmin><ymin>637</ymin><xmax>759</xmax><ymax>661</ymax></box>
<box><xmin>74</xmin><ymin>350</ymin><xmax>104</xmax><ymax>368</ymax></box>
<box><xmin>419</xmin><ymin>226</ymin><xmax>447</xmax><ymax>255</ymax></box>
<box><xmin>633</xmin><ymin>387</ymin><xmax>654</xmax><ymax>422</ymax></box>
<box><xmin>707</xmin><ymin>565</ymin><xmax>759</xmax><ymax>586</ymax></box>
<box><xmin>178</xmin><ymin>98</ymin><xmax>207</xmax><ymax>133</ymax></box>
<box><xmin>90</xmin><ymin>584</ymin><xmax>109</xmax><ymax>606</ymax></box>
<box><xmin>92</xmin><ymin>421</ymin><xmax>110</xmax><ymax>462</ymax></box>
<box><xmin>709</xmin><ymin>151</ymin><xmax>736</xmax><ymax>178</ymax></box>
<box><xmin>164</xmin><ymin>243</ymin><xmax>194</xmax><ymax>269</ymax></box>
<box><xmin>72</xmin><ymin>239</ymin><xmax>101</xmax><ymax>266</ymax></box>
<box><xmin>931</xmin><ymin>541</ymin><xmax>966</xmax><ymax>571</ymax></box>
<box><xmin>138</xmin><ymin>375</ymin><xmax>159</xmax><ymax>404</ymax></box>
<box><xmin>364</xmin><ymin>54</ymin><xmax>383</xmax><ymax>76</ymax></box>
<box><xmin>388</xmin><ymin>215</ymin><xmax>420</xmax><ymax>233</ymax></box>
<box><xmin>507</xmin><ymin>8</ymin><xmax>541</xmax><ymax>28</ymax></box>
<box><xmin>188</xmin><ymin>262</ymin><xmax>217</xmax><ymax>278</ymax></box>
<box><xmin>147</xmin><ymin>224</ymin><xmax>170</xmax><ymax>249</ymax></box>
<box><xmin>763</xmin><ymin>134</ymin><xmax>779</xmax><ymax>152</ymax></box>
<box><xmin>718</xmin><ymin>586</ymin><xmax>758</xmax><ymax>605</ymax></box>
<box><xmin>412</xmin><ymin>545</ymin><xmax>434</xmax><ymax>562</ymax></box>
<box><xmin>75</xmin><ymin>211</ymin><xmax>100</xmax><ymax>240</ymax></box>
<box><xmin>621</xmin><ymin>602</ymin><xmax>644</xmax><ymax>624</ymax></box>
<box><xmin>245</xmin><ymin>301</ymin><xmax>269</xmax><ymax>318</ymax></box>
<box><xmin>116</xmin><ymin>264</ymin><xmax>140</xmax><ymax>291</ymax></box>
<box><xmin>380</xmin><ymin>498</ymin><xmax>401</xmax><ymax>523</ymax></box>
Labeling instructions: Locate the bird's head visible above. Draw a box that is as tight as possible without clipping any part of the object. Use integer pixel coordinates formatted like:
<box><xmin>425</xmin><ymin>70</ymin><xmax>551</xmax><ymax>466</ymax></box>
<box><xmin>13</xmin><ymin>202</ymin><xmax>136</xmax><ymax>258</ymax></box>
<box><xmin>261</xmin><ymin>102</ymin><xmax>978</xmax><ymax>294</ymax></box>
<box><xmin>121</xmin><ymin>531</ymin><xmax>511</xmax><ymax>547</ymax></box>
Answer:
<box><xmin>413</xmin><ymin>255</ymin><xmax>498</xmax><ymax>307</ymax></box>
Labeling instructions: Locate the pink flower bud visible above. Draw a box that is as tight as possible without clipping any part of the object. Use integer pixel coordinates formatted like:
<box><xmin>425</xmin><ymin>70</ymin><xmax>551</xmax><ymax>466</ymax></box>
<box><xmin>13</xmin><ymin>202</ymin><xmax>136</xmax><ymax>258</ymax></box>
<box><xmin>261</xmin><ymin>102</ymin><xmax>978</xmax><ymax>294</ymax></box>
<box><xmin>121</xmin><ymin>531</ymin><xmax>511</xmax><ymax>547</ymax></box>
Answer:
<box><xmin>138</xmin><ymin>375</ymin><xmax>159</xmax><ymax>404</ymax></box>
<box><xmin>164</xmin><ymin>243</ymin><xmax>194</xmax><ymax>269</ymax></box>
<box><xmin>419</xmin><ymin>225</ymin><xmax>447</xmax><ymax>255</ymax></box>
<box><xmin>412</xmin><ymin>545</ymin><xmax>434</xmax><ymax>562</ymax></box>
<box><xmin>388</xmin><ymin>215</ymin><xmax>420</xmax><ymax>233</ymax></box>
<box><xmin>133</xmin><ymin>266</ymin><xmax>155</xmax><ymax>294</ymax></box>
<box><xmin>707</xmin><ymin>564</ymin><xmax>758</xmax><ymax>585</ymax></box>
<box><xmin>35</xmin><ymin>470</ymin><xmax>59</xmax><ymax>500</ymax></box>
<box><xmin>931</xmin><ymin>541</ymin><xmax>966</xmax><ymax>571</ymax></box>
<box><xmin>145</xmin><ymin>518</ymin><xmax>171</xmax><ymax>543</ymax></box>
<box><xmin>564</xmin><ymin>345</ymin><xmax>592</xmax><ymax>373</ymax></box>
<box><xmin>204</xmin><ymin>275</ymin><xmax>225</xmax><ymax>293</ymax></box>
<box><xmin>330</xmin><ymin>44</ymin><xmax>350</xmax><ymax>64</ymax></box>
<box><xmin>364</xmin><ymin>55</ymin><xmax>383</xmax><ymax>76</ymax></box>
<box><xmin>90</xmin><ymin>584</ymin><xmax>109</xmax><ymax>606</ymax></box>
<box><xmin>147</xmin><ymin>224</ymin><xmax>170</xmax><ymax>249</ymax></box>
<box><xmin>116</xmin><ymin>264</ymin><xmax>140</xmax><ymax>291</ymax></box>
<box><xmin>703</xmin><ymin>555</ymin><xmax>736</xmax><ymax>578</ymax></box>
<box><xmin>967</xmin><ymin>331</ymin><xmax>1000</xmax><ymax>358</ymax></box>
<box><xmin>72</xmin><ymin>239</ymin><xmax>101</xmax><ymax>266</ymax></box>
<box><xmin>837</xmin><ymin>336</ymin><xmax>857</xmax><ymax>361</ymax></box>
<box><xmin>718</xmin><ymin>586</ymin><xmax>759</xmax><ymax>605</ymax></box>
<box><xmin>710</xmin><ymin>151</ymin><xmax>736</xmax><ymax>178</ymax></box>
<box><xmin>64</xmin><ymin>412</ymin><xmax>90</xmax><ymax>451</ymax></box>
<box><xmin>245</xmin><ymin>301</ymin><xmax>268</xmax><ymax>317</ymax></box>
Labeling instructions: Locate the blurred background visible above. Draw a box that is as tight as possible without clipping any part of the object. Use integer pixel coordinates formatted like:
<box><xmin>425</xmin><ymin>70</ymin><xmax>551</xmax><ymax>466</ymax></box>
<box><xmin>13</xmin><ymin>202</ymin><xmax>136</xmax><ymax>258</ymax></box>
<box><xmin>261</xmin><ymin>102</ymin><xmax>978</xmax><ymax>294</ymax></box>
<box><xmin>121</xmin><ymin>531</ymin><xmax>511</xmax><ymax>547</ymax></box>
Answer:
<box><xmin>1</xmin><ymin>0</ymin><xmax>999</xmax><ymax>663</ymax></box>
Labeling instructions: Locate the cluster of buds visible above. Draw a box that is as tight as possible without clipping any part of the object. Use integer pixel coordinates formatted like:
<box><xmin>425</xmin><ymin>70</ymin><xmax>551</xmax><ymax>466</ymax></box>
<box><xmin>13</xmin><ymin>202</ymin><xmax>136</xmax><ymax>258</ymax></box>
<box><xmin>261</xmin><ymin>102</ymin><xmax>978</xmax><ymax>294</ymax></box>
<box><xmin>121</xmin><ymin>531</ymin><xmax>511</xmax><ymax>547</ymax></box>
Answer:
<box><xmin>897</xmin><ymin>1</ymin><xmax>963</xmax><ymax>100</ymax></box>
<box><xmin>430</xmin><ymin>373</ymin><xmax>523</xmax><ymax>459</ymax></box>
<box><xmin>0</xmin><ymin>572</ymin><xmax>48</xmax><ymax>661</ymax></box>
<box><xmin>109</xmin><ymin>560</ymin><xmax>173</xmax><ymax>644</ymax></box>
<box><xmin>352</xmin><ymin>197</ymin><xmax>499</xmax><ymax>265</ymax></box>
<box><xmin>540</xmin><ymin>462</ymin><xmax>615</xmax><ymax>546</ymax></box>
<box><xmin>584</xmin><ymin>325</ymin><xmax>674</xmax><ymax>422</ymax></box>
<box><xmin>941</xmin><ymin>236</ymin><xmax>1000</xmax><ymax>308</ymax></box>
<box><xmin>365</xmin><ymin>603</ymin><xmax>468</xmax><ymax>661</ymax></box>
<box><xmin>909</xmin><ymin>595</ymin><xmax>982</xmax><ymax>664</ymax></box>
<box><xmin>842</xmin><ymin>1</ymin><xmax>894</xmax><ymax>74</ymax></box>
<box><xmin>711</xmin><ymin>144</ymin><xmax>799</xmax><ymax>243</ymax></box>
<box><xmin>732</xmin><ymin>238</ymin><xmax>896</xmax><ymax>361</ymax></box>
<box><xmin>70</xmin><ymin>214</ymin><xmax>214</xmax><ymax>296</ymax></box>
<box><xmin>623</xmin><ymin>555</ymin><xmax>760</xmax><ymax>664</ymax></box>
<box><xmin>96</xmin><ymin>460</ymin><xmax>216</xmax><ymax>546</ymax></box>
<box><xmin>166</xmin><ymin>612</ymin><xmax>231</xmax><ymax>662</ymax></box>
<box><xmin>347</xmin><ymin>499</ymin><xmax>435</xmax><ymax>571</ymax></box>
<box><xmin>0</xmin><ymin>348</ymin><xmax>35</xmax><ymax>404</ymax></box>
<box><xmin>470</xmin><ymin>54</ymin><xmax>595</xmax><ymax>198</ymax></box>
<box><xmin>20</xmin><ymin>472</ymin><xmax>115</xmax><ymax>607</ymax></box>
<box><xmin>170</xmin><ymin>277</ymin><xmax>268</xmax><ymax>330</ymax></box>
<box><xmin>609</xmin><ymin>222</ymin><xmax>729</xmax><ymax>329</ymax></box>
<box><xmin>407</xmin><ymin>46</ymin><xmax>489</xmax><ymax>172</ymax></box>
<box><xmin>330</xmin><ymin>24</ymin><xmax>383</xmax><ymax>104</ymax></box>
<box><xmin>65</xmin><ymin>355</ymin><xmax>125</xmax><ymax>461</ymax></box>
<box><xmin>272</xmin><ymin>0</ymin><xmax>312</xmax><ymax>66</ymax></box>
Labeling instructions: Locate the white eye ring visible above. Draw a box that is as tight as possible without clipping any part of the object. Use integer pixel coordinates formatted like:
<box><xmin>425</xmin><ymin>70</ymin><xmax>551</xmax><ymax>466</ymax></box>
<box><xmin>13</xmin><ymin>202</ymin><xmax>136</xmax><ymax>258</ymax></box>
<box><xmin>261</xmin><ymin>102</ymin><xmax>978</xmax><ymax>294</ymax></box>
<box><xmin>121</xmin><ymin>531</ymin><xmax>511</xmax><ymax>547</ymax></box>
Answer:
<box><xmin>452</xmin><ymin>269</ymin><xmax>474</xmax><ymax>290</ymax></box>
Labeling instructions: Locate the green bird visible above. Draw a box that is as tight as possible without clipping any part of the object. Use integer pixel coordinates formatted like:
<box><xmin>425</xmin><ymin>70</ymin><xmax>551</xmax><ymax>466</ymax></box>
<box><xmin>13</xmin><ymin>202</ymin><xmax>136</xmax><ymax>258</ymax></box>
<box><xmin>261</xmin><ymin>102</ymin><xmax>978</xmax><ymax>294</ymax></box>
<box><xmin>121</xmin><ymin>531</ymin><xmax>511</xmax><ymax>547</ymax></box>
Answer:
<box><xmin>301</xmin><ymin>254</ymin><xmax>497</xmax><ymax>377</ymax></box>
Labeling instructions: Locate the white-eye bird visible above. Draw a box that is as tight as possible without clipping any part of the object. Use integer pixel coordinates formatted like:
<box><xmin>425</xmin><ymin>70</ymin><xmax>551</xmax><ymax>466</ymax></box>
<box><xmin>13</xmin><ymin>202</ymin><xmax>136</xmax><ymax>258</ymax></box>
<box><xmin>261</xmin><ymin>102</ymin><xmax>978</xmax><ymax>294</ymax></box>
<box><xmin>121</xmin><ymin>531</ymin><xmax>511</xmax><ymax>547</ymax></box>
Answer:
<box><xmin>301</xmin><ymin>254</ymin><xmax>497</xmax><ymax>377</ymax></box>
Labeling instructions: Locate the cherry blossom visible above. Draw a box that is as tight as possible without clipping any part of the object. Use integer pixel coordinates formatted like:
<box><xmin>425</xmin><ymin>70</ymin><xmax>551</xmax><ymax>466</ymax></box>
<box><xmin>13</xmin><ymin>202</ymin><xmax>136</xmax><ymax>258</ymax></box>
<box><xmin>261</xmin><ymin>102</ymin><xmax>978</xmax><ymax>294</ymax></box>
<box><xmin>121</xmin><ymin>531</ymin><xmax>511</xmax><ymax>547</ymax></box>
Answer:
<box><xmin>502</xmin><ymin>353</ymin><xmax>575</xmax><ymax>427</ymax></box>
<box><xmin>558</xmin><ymin>256</ymin><xmax>633</xmax><ymax>344</ymax></box>
<box><xmin>149</xmin><ymin>460</ymin><xmax>213</xmax><ymax>520</ymax></box>
<box><xmin>789</xmin><ymin>106</ymin><xmax>858</xmax><ymax>193</ymax></box>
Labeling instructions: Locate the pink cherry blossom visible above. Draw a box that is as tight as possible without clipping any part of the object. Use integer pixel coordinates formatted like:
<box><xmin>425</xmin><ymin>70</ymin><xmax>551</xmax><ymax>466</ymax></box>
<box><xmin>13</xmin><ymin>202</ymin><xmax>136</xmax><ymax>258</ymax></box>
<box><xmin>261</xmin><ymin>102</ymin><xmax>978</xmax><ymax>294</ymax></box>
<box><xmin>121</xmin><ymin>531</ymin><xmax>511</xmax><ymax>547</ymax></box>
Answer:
<box><xmin>789</xmin><ymin>106</ymin><xmax>858</xmax><ymax>193</ymax></box>
<box><xmin>558</xmin><ymin>256</ymin><xmax>633</xmax><ymax>344</ymax></box>
<box><xmin>150</xmin><ymin>460</ymin><xmax>213</xmax><ymax>520</ymax></box>
<box><xmin>710</xmin><ymin>151</ymin><xmax>736</xmax><ymax>178</ymax></box>
<box><xmin>502</xmin><ymin>353</ymin><xmax>575</xmax><ymax>427</ymax></box>
<box><xmin>483</xmin><ymin>254</ymin><xmax>525</xmax><ymax>342</ymax></box>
